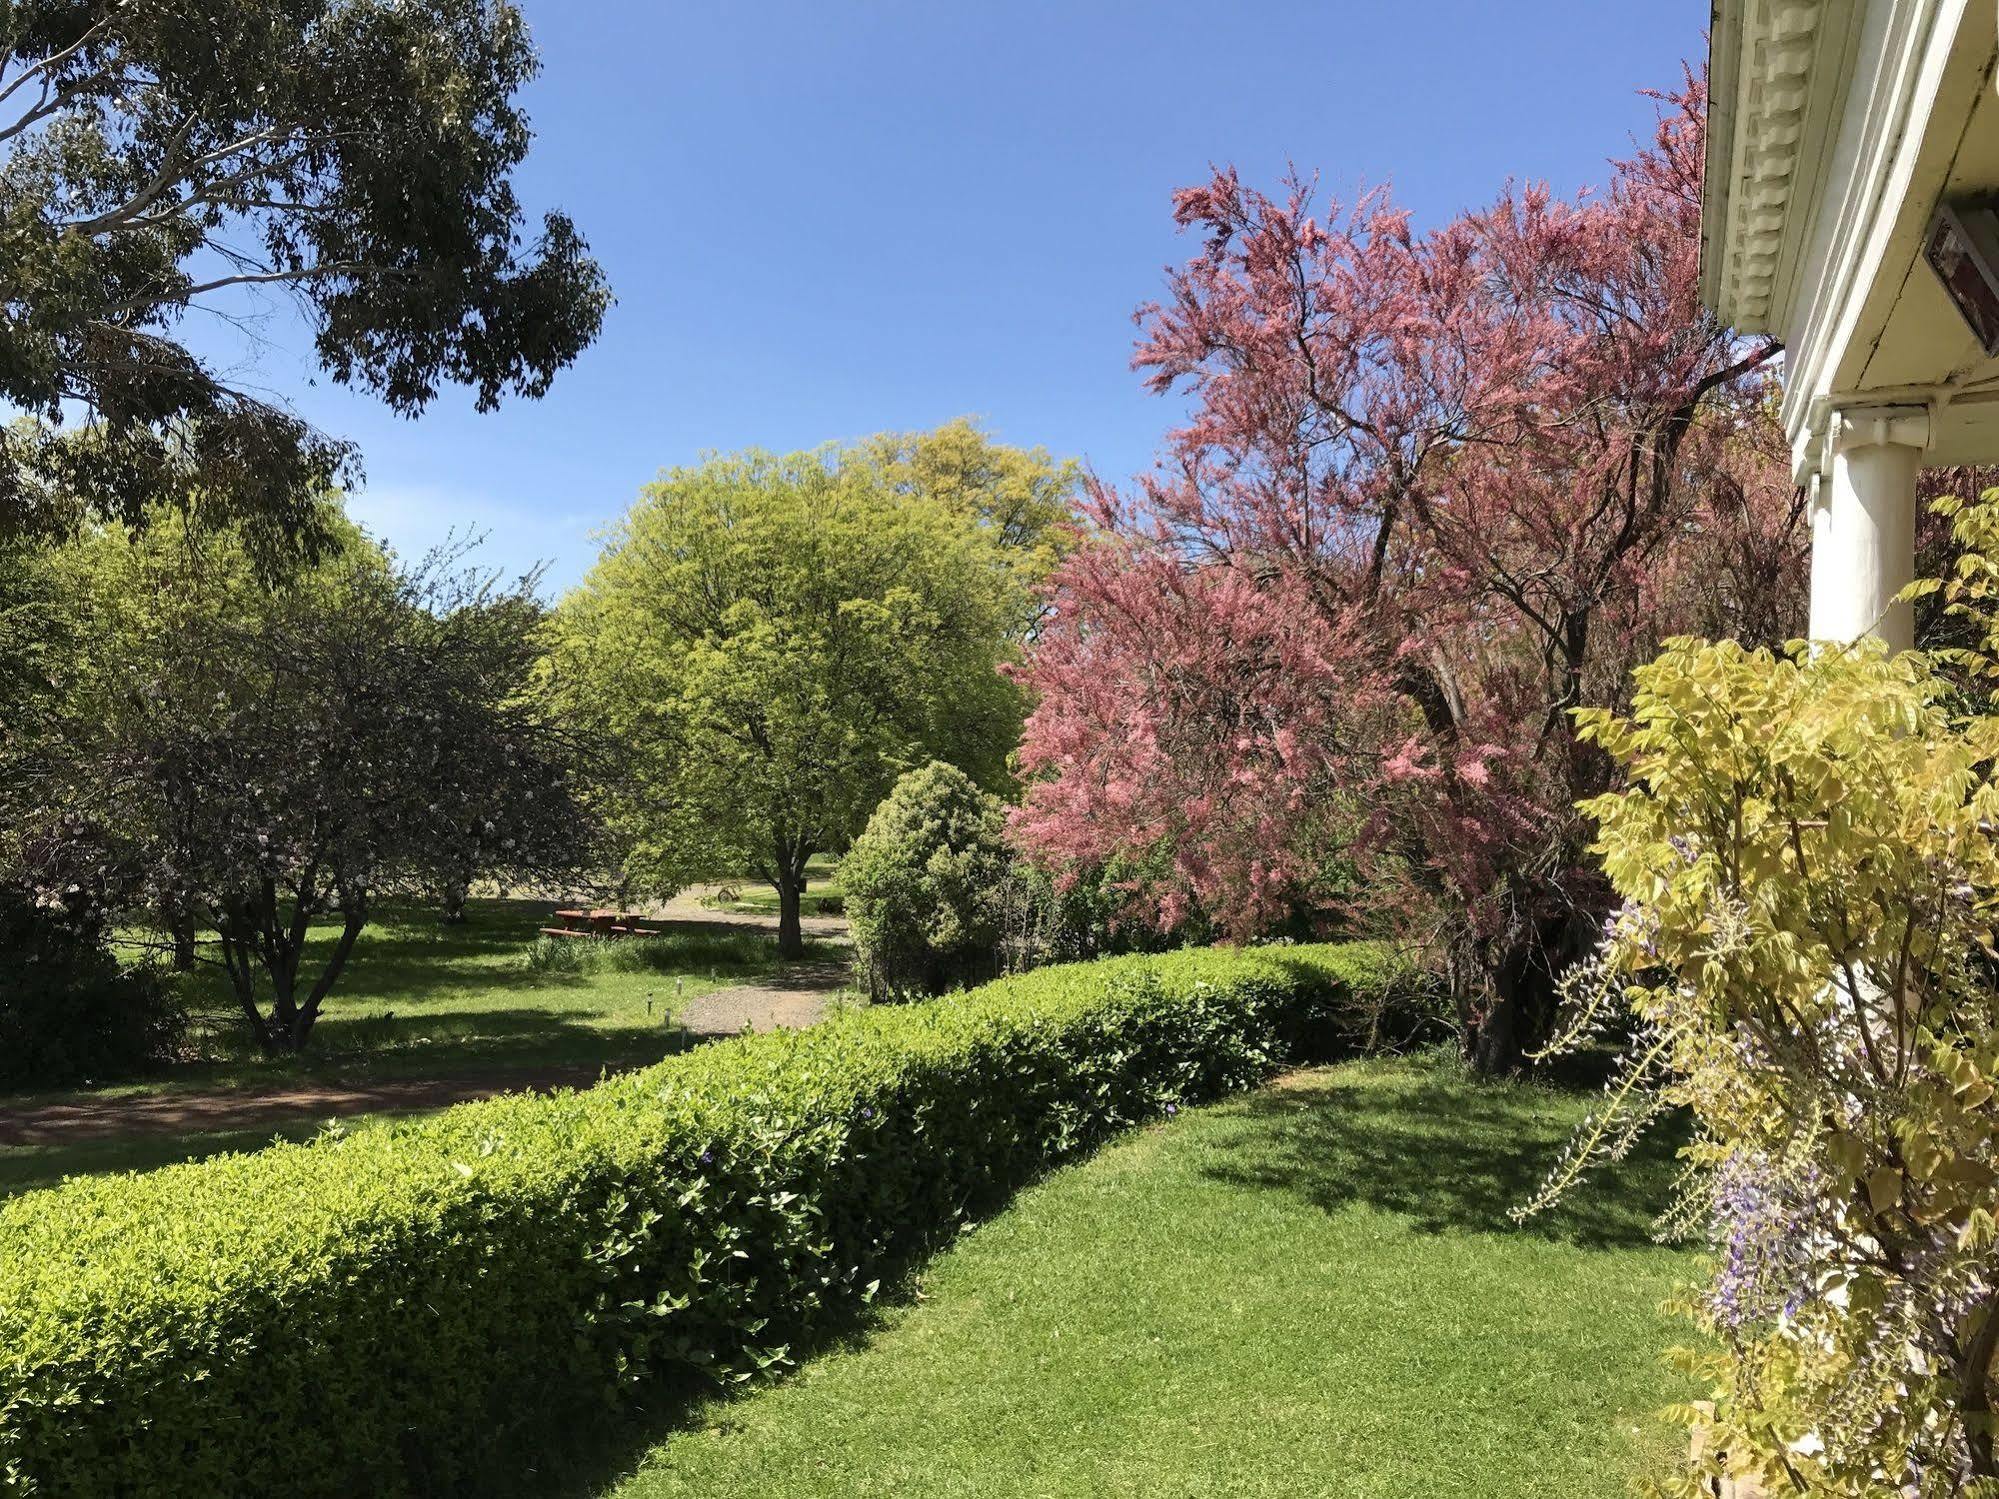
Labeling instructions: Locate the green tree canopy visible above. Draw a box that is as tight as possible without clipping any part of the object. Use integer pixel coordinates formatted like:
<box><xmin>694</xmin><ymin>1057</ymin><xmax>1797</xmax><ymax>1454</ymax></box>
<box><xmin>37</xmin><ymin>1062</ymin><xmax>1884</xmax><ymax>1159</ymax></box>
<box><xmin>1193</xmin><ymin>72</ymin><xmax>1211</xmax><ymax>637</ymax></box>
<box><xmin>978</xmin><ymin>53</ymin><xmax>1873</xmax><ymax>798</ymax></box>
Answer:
<box><xmin>854</xmin><ymin>417</ymin><xmax>1081</xmax><ymax>631</ymax></box>
<box><xmin>550</xmin><ymin>438</ymin><xmax>1045</xmax><ymax>955</ymax></box>
<box><xmin>4</xmin><ymin>508</ymin><xmax>593</xmax><ymax>1051</ymax></box>
<box><xmin>0</xmin><ymin>0</ymin><xmax>609</xmax><ymax>566</ymax></box>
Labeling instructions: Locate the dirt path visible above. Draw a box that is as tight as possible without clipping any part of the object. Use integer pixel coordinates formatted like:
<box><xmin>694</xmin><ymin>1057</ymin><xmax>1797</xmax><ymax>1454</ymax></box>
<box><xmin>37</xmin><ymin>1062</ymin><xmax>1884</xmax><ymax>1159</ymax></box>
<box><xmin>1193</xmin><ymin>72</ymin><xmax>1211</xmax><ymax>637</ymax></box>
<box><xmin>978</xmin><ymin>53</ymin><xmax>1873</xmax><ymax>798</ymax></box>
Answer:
<box><xmin>0</xmin><ymin>1066</ymin><xmax>617</xmax><ymax>1147</ymax></box>
<box><xmin>675</xmin><ymin>957</ymin><xmax>852</xmax><ymax>1039</ymax></box>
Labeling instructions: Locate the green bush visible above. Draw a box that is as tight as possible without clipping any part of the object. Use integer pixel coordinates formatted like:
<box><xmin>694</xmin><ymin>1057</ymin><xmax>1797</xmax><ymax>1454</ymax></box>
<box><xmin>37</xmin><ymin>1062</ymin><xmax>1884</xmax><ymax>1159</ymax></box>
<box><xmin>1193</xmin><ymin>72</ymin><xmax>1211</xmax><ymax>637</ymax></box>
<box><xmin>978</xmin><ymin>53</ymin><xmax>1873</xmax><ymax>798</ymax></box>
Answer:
<box><xmin>0</xmin><ymin>941</ymin><xmax>1396</xmax><ymax>1497</ymax></box>
<box><xmin>994</xmin><ymin>855</ymin><xmax>1192</xmax><ymax>972</ymax></box>
<box><xmin>0</xmin><ymin>888</ymin><xmax>183</xmax><ymax>1089</ymax></box>
<box><xmin>844</xmin><ymin>761</ymin><xmax>1011</xmax><ymax>998</ymax></box>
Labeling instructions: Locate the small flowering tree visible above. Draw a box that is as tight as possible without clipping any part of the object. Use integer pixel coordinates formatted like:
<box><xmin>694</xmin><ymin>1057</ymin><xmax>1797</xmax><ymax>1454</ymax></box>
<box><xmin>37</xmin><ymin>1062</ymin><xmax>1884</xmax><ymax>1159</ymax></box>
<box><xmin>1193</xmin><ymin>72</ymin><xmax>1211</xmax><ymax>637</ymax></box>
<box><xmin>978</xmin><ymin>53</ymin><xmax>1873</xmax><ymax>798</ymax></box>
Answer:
<box><xmin>1526</xmin><ymin>494</ymin><xmax>1999</xmax><ymax>1493</ymax></box>
<box><xmin>11</xmin><ymin>532</ymin><xmax>591</xmax><ymax>1053</ymax></box>
<box><xmin>1014</xmin><ymin>76</ymin><xmax>1802</xmax><ymax>1070</ymax></box>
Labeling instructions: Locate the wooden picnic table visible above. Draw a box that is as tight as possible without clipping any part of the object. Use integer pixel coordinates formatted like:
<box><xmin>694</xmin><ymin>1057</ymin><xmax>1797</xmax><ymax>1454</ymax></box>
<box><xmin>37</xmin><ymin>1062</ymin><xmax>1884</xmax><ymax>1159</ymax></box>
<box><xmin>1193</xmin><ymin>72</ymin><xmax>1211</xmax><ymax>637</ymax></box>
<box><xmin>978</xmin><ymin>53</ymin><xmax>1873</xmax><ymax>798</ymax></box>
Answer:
<box><xmin>540</xmin><ymin>907</ymin><xmax>660</xmax><ymax>940</ymax></box>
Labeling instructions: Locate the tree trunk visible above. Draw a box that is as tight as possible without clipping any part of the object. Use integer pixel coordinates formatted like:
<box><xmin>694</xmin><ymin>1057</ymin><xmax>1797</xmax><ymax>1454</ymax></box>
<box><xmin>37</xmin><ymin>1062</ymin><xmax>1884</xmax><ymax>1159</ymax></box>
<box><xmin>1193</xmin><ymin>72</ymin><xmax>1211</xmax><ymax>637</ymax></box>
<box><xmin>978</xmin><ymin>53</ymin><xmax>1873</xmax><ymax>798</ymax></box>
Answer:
<box><xmin>287</xmin><ymin>905</ymin><xmax>368</xmax><ymax>1052</ymax></box>
<box><xmin>441</xmin><ymin>845</ymin><xmax>478</xmax><ymax>924</ymax></box>
<box><xmin>167</xmin><ymin>907</ymin><xmax>197</xmax><ymax>972</ymax></box>
<box><xmin>1457</xmin><ymin>907</ymin><xmax>1580</xmax><ymax>1076</ymax></box>
<box><xmin>218</xmin><ymin>892</ymin><xmax>369</xmax><ymax>1055</ymax></box>
<box><xmin>768</xmin><ymin>833</ymin><xmax>813</xmax><ymax>960</ymax></box>
<box><xmin>775</xmin><ymin>874</ymin><xmax>804</xmax><ymax>960</ymax></box>
<box><xmin>215</xmin><ymin>916</ymin><xmax>277</xmax><ymax>1055</ymax></box>
<box><xmin>1468</xmin><ymin>970</ymin><xmax>1530</xmax><ymax>1075</ymax></box>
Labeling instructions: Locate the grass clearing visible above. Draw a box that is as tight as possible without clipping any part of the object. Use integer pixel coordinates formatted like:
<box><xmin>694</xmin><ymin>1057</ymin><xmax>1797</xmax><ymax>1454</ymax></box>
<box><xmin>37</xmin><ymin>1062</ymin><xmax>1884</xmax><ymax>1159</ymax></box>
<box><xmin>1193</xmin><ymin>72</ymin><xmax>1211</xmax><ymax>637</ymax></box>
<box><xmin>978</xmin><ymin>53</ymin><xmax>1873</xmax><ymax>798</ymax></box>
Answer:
<box><xmin>0</xmin><ymin>899</ymin><xmax>849</xmax><ymax>1195</ymax></box>
<box><xmin>135</xmin><ymin>897</ymin><xmax>844</xmax><ymax>1088</ymax></box>
<box><xmin>592</xmin><ymin>1054</ymin><xmax>1695</xmax><ymax>1499</ymax></box>
<box><xmin>699</xmin><ymin>858</ymin><xmax>845</xmax><ymax>918</ymax></box>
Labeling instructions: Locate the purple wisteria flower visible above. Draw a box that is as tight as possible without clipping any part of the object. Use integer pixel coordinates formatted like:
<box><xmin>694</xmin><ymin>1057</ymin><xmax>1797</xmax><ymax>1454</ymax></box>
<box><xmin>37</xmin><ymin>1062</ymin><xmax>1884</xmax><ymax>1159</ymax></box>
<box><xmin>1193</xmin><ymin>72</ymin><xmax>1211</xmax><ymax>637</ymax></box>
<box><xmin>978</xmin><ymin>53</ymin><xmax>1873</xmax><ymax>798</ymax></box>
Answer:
<box><xmin>1708</xmin><ymin>1153</ymin><xmax>1823</xmax><ymax>1331</ymax></box>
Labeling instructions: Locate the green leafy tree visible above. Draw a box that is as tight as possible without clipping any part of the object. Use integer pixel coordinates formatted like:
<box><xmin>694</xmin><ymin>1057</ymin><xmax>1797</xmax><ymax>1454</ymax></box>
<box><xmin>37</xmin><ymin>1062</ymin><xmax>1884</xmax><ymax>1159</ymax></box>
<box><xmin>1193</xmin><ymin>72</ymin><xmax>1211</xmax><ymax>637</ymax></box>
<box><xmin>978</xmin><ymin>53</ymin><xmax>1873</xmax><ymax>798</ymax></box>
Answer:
<box><xmin>6</xmin><ymin>514</ymin><xmax>592</xmax><ymax>1052</ymax></box>
<box><xmin>0</xmin><ymin>0</ymin><xmax>609</xmax><ymax>563</ymax></box>
<box><xmin>856</xmin><ymin>418</ymin><xmax>1081</xmax><ymax>632</ymax></box>
<box><xmin>550</xmin><ymin>442</ymin><xmax>1031</xmax><ymax>956</ymax></box>
<box><xmin>844</xmin><ymin>761</ymin><xmax>1011</xmax><ymax>998</ymax></box>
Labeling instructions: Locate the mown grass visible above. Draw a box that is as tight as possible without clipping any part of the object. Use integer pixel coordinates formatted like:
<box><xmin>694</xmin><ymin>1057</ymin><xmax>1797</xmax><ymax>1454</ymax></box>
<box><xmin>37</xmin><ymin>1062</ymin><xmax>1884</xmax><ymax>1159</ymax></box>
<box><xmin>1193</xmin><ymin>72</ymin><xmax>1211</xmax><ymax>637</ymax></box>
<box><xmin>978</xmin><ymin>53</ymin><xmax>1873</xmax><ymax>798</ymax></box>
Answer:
<box><xmin>0</xmin><ymin>899</ymin><xmax>847</xmax><ymax>1194</ymax></box>
<box><xmin>699</xmin><ymin>857</ymin><xmax>844</xmax><ymax>918</ymax></box>
<box><xmin>117</xmin><ymin>898</ymin><xmax>844</xmax><ymax>1089</ymax></box>
<box><xmin>586</xmin><ymin>1054</ymin><xmax>1696</xmax><ymax>1499</ymax></box>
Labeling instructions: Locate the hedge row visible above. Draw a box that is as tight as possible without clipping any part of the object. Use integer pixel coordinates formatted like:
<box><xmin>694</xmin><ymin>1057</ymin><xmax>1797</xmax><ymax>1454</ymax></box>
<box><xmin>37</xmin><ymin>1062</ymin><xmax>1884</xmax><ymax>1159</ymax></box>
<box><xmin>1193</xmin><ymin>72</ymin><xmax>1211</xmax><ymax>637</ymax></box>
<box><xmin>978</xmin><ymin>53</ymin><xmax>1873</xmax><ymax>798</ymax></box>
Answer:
<box><xmin>0</xmin><ymin>942</ymin><xmax>1400</xmax><ymax>1497</ymax></box>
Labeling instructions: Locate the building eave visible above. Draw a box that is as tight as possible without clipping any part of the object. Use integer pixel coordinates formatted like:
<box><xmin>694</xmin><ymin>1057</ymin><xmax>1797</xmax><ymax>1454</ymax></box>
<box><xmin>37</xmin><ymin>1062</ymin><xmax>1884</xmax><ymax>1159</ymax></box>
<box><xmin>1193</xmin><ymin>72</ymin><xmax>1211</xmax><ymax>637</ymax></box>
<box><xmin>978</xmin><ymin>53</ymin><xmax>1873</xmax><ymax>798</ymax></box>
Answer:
<box><xmin>1700</xmin><ymin>0</ymin><xmax>1749</xmax><ymax>321</ymax></box>
<box><xmin>1703</xmin><ymin>0</ymin><xmax>1854</xmax><ymax>337</ymax></box>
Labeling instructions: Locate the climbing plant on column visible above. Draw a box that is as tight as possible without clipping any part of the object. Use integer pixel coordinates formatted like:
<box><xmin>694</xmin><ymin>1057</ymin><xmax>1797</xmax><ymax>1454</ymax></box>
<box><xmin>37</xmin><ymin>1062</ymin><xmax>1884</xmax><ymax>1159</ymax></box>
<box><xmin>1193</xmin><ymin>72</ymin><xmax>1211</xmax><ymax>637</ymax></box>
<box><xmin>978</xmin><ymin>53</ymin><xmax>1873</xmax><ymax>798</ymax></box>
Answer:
<box><xmin>1527</xmin><ymin>492</ymin><xmax>1999</xmax><ymax>1495</ymax></box>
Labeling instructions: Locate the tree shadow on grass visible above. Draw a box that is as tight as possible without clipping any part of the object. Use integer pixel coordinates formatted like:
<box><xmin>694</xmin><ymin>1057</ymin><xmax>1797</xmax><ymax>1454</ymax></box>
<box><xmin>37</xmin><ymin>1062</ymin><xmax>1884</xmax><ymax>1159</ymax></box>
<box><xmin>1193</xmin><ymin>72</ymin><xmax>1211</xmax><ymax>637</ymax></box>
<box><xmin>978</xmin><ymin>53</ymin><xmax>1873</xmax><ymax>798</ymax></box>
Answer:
<box><xmin>1199</xmin><ymin>1062</ymin><xmax>1687</xmax><ymax>1251</ymax></box>
<box><xmin>495</xmin><ymin>1069</ymin><xmax>1689</xmax><ymax>1496</ymax></box>
<box><xmin>294</xmin><ymin>1005</ymin><xmax>693</xmax><ymax>1074</ymax></box>
<box><xmin>0</xmin><ymin>1120</ymin><xmax>335</xmax><ymax>1199</ymax></box>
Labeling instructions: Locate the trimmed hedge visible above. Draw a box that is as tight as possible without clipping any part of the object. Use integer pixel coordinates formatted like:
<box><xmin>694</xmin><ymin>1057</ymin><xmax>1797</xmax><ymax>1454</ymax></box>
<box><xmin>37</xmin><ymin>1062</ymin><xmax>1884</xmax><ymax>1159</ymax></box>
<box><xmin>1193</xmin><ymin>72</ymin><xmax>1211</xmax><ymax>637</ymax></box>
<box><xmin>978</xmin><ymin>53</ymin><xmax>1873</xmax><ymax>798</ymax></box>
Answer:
<box><xmin>0</xmin><ymin>942</ymin><xmax>1398</xmax><ymax>1497</ymax></box>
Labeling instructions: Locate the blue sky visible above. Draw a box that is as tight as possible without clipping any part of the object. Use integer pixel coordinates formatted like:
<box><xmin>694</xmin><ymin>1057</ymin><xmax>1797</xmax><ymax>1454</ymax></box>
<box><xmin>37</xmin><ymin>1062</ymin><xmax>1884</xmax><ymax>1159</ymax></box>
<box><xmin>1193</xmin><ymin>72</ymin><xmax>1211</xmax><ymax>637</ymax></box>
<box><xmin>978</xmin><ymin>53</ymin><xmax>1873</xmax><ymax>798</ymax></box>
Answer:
<box><xmin>200</xmin><ymin>1</ymin><xmax>1706</xmax><ymax>592</ymax></box>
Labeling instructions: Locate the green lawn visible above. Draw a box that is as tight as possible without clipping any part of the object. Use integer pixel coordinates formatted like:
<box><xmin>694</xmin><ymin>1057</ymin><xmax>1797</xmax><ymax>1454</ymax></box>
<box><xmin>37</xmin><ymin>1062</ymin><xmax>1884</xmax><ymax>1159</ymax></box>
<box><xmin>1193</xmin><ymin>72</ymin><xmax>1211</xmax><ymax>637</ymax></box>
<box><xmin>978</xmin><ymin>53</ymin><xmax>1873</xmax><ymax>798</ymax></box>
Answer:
<box><xmin>700</xmin><ymin>877</ymin><xmax>845</xmax><ymax>919</ymax></box>
<box><xmin>591</xmin><ymin>1056</ymin><xmax>1696</xmax><ymax>1499</ymax></box>
<box><xmin>0</xmin><ymin>899</ymin><xmax>846</xmax><ymax>1196</ymax></box>
<box><xmin>698</xmin><ymin>854</ymin><xmax>844</xmax><ymax>917</ymax></box>
<box><xmin>127</xmin><ymin>897</ymin><xmax>844</xmax><ymax>1089</ymax></box>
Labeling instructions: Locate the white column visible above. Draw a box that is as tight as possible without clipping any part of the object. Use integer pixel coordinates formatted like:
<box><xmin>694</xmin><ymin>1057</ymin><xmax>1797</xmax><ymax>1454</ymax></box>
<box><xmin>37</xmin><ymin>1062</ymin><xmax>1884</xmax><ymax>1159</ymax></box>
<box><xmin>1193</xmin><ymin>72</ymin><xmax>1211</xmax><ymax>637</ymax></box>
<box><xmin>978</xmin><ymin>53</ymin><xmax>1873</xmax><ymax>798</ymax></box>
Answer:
<box><xmin>1809</xmin><ymin>405</ymin><xmax>1929</xmax><ymax>651</ymax></box>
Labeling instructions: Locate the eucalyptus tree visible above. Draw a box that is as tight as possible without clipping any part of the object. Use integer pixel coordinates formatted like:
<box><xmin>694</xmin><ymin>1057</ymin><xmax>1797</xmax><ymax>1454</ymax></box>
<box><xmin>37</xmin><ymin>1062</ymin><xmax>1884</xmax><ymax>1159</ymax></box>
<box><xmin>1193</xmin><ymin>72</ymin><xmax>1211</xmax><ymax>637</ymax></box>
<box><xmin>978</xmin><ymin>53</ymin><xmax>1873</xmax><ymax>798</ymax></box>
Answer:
<box><xmin>0</xmin><ymin>0</ymin><xmax>609</xmax><ymax>565</ymax></box>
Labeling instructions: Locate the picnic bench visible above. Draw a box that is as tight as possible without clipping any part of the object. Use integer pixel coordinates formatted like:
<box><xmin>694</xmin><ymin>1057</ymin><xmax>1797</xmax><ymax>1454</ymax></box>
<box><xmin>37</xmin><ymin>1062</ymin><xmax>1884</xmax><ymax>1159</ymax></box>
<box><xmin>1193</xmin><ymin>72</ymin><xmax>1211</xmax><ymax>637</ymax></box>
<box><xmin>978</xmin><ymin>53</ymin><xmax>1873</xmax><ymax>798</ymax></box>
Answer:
<box><xmin>539</xmin><ymin>907</ymin><xmax>662</xmax><ymax>940</ymax></box>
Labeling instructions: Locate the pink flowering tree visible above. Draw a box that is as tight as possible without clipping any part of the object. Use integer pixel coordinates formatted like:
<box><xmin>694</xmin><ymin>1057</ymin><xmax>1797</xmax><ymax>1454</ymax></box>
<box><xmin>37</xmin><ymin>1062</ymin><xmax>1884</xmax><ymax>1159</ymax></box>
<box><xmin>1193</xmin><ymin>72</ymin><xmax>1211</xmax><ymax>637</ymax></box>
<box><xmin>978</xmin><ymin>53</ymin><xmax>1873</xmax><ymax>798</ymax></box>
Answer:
<box><xmin>1015</xmin><ymin>78</ymin><xmax>1804</xmax><ymax>1071</ymax></box>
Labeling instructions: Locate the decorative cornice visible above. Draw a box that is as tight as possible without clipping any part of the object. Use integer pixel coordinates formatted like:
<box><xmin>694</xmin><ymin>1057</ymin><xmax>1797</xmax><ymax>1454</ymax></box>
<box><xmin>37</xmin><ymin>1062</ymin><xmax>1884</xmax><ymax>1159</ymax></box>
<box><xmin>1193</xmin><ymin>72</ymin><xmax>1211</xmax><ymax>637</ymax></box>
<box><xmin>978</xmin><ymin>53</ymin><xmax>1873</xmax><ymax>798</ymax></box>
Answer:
<box><xmin>1706</xmin><ymin>0</ymin><xmax>1833</xmax><ymax>331</ymax></box>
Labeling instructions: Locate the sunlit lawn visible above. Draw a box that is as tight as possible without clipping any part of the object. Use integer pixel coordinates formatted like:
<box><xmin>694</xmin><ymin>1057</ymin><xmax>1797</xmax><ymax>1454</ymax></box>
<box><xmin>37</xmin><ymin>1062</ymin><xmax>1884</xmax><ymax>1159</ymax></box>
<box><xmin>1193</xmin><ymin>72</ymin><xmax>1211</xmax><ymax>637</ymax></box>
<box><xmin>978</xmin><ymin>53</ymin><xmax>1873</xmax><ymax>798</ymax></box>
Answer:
<box><xmin>137</xmin><ymin>898</ymin><xmax>842</xmax><ymax>1089</ymax></box>
<box><xmin>586</xmin><ymin>1055</ymin><xmax>1696</xmax><ymax>1499</ymax></box>
<box><xmin>700</xmin><ymin>863</ymin><xmax>845</xmax><ymax>918</ymax></box>
<box><xmin>0</xmin><ymin>898</ymin><xmax>845</xmax><ymax>1196</ymax></box>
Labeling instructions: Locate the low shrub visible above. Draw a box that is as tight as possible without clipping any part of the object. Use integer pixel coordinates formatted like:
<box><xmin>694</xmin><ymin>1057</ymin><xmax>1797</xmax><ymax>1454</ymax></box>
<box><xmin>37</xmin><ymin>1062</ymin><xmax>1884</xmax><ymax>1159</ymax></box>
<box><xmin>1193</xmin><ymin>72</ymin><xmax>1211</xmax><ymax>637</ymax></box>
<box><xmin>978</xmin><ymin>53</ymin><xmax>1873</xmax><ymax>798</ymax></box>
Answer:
<box><xmin>994</xmin><ymin>856</ymin><xmax>1194</xmax><ymax>972</ymax></box>
<box><xmin>0</xmin><ymin>941</ymin><xmax>1396</xmax><ymax>1497</ymax></box>
<box><xmin>0</xmin><ymin>888</ymin><xmax>184</xmax><ymax>1090</ymax></box>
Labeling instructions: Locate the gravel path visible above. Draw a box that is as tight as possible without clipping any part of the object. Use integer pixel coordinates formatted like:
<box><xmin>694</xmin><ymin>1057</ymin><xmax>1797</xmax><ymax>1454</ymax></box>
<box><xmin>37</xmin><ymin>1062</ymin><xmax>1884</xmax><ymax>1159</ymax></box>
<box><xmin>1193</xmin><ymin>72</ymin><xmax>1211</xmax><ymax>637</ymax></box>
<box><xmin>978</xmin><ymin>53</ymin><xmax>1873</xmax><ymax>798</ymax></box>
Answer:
<box><xmin>675</xmin><ymin>957</ymin><xmax>852</xmax><ymax>1040</ymax></box>
<box><xmin>652</xmin><ymin>883</ymin><xmax>853</xmax><ymax>1038</ymax></box>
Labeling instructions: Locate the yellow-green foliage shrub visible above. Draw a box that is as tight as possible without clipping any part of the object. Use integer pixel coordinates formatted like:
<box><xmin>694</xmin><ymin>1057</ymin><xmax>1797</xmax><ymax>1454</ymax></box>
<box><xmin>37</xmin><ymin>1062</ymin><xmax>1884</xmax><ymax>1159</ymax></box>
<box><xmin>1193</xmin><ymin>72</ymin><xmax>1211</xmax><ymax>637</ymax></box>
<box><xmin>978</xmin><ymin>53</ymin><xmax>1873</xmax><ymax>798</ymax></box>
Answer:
<box><xmin>1532</xmin><ymin>496</ymin><xmax>1999</xmax><ymax>1495</ymax></box>
<box><xmin>0</xmin><ymin>941</ymin><xmax>1395</xmax><ymax>1498</ymax></box>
